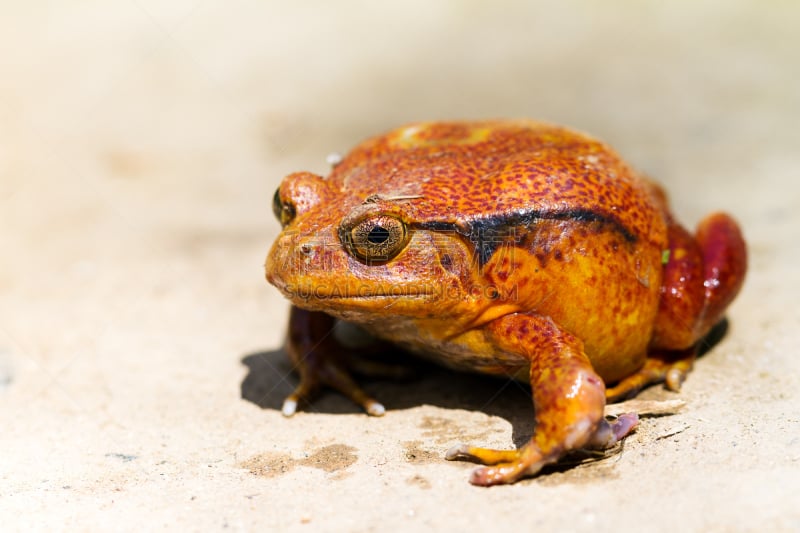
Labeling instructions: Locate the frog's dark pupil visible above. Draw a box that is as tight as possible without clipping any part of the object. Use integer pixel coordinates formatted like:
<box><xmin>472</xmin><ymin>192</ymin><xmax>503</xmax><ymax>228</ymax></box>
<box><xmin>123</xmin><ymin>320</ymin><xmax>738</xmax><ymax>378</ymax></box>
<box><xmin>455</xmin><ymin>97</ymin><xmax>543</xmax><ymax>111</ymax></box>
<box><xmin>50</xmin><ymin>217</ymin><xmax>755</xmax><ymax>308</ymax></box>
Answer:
<box><xmin>368</xmin><ymin>226</ymin><xmax>390</xmax><ymax>244</ymax></box>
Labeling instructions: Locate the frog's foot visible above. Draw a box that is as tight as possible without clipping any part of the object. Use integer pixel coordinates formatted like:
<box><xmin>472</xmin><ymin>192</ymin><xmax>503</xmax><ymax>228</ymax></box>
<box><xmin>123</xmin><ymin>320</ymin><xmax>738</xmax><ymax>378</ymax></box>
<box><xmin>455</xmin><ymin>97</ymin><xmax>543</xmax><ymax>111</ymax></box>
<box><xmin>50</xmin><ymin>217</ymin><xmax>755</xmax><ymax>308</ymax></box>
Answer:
<box><xmin>451</xmin><ymin>313</ymin><xmax>640</xmax><ymax>486</ymax></box>
<box><xmin>446</xmin><ymin>414</ymin><xmax>638</xmax><ymax>486</ymax></box>
<box><xmin>281</xmin><ymin>359</ymin><xmax>386</xmax><ymax>417</ymax></box>
<box><xmin>605</xmin><ymin>347</ymin><xmax>696</xmax><ymax>403</ymax></box>
<box><xmin>445</xmin><ymin>443</ymin><xmax>547</xmax><ymax>486</ymax></box>
<box><xmin>282</xmin><ymin>307</ymin><xmax>385</xmax><ymax>417</ymax></box>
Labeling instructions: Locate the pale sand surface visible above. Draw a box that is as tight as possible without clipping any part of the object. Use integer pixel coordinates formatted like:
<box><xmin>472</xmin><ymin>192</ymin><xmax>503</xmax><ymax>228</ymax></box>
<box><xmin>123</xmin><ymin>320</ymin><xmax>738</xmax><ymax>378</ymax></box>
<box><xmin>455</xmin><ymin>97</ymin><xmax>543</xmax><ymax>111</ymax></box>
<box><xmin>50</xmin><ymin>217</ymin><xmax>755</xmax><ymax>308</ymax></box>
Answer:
<box><xmin>1</xmin><ymin>2</ymin><xmax>799</xmax><ymax>531</ymax></box>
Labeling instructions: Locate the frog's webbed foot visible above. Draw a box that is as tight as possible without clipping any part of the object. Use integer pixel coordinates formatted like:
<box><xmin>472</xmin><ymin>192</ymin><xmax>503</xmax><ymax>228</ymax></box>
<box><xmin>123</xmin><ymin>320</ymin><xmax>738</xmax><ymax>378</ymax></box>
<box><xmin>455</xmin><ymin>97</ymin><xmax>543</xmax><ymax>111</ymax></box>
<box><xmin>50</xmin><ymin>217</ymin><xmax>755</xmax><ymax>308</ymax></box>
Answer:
<box><xmin>282</xmin><ymin>307</ymin><xmax>385</xmax><ymax>417</ymax></box>
<box><xmin>605</xmin><ymin>347</ymin><xmax>696</xmax><ymax>403</ymax></box>
<box><xmin>446</xmin><ymin>313</ymin><xmax>639</xmax><ymax>486</ymax></box>
<box><xmin>446</xmin><ymin>414</ymin><xmax>638</xmax><ymax>486</ymax></box>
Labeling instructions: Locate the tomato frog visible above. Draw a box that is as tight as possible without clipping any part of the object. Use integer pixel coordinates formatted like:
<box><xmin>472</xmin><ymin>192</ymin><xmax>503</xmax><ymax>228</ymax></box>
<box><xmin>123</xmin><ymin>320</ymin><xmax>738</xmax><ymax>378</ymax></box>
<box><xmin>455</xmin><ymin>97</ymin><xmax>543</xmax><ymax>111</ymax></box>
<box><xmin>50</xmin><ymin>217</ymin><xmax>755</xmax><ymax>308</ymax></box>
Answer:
<box><xmin>264</xmin><ymin>120</ymin><xmax>747</xmax><ymax>485</ymax></box>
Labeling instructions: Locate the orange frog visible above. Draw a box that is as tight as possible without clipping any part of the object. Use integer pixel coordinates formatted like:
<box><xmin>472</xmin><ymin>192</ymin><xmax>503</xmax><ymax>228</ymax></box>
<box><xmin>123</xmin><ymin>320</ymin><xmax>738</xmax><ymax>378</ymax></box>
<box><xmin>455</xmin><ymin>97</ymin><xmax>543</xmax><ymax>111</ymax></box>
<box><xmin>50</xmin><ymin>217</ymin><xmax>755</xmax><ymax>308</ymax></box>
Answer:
<box><xmin>265</xmin><ymin>120</ymin><xmax>746</xmax><ymax>485</ymax></box>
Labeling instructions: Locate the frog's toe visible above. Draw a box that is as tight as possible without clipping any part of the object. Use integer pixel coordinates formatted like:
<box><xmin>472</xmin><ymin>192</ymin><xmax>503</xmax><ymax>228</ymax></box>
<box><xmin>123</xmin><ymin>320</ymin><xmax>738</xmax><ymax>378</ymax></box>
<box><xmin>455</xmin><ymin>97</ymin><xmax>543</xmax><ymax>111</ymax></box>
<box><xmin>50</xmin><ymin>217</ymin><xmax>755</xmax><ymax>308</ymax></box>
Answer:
<box><xmin>469</xmin><ymin>461</ymin><xmax>532</xmax><ymax>486</ymax></box>
<box><xmin>281</xmin><ymin>397</ymin><xmax>299</xmax><ymax>417</ymax></box>
<box><xmin>363</xmin><ymin>399</ymin><xmax>386</xmax><ymax>416</ymax></box>
<box><xmin>322</xmin><ymin>364</ymin><xmax>386</xmax><ymax>416</ymax></box>
<box><xmin>281</xmin><ymin>378</ymin><xmax>319</xmax><ymax>417</ymax></box>
<box><xmin>445</xmin><ymin>444</ymin><xmax>520</xmax><ymax>465</ymax></box>
<box><xmin>586</xmin><ymin>413</ymin><xmax>639</xmax><ymax>448</ymax></box>
<box><xmin>665</xmin><ymin>362</ymin><xmax>691</xmax><ymax>392</ymax></box>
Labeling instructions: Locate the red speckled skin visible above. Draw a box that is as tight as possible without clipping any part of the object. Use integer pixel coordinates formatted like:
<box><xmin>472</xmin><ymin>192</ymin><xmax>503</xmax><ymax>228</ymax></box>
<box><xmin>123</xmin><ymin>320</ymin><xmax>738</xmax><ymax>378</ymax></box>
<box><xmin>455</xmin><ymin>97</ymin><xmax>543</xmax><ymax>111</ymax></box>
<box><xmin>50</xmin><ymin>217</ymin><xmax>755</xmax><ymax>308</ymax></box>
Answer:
<box><xmin>265</xmin><ymin>120</ymin><xmax>747</xmax><ymax>485</ymax></box>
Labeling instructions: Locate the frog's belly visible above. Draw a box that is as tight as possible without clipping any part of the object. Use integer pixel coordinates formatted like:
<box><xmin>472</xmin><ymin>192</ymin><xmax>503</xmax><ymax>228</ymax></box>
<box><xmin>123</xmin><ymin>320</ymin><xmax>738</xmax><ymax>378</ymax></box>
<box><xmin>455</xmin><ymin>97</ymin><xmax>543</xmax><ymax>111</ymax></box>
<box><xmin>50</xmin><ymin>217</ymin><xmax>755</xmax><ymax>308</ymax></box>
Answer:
<box><xmin>363</xmin><ymin>323</ymin><xmax>530</xmax><ymax>380</ymax></box>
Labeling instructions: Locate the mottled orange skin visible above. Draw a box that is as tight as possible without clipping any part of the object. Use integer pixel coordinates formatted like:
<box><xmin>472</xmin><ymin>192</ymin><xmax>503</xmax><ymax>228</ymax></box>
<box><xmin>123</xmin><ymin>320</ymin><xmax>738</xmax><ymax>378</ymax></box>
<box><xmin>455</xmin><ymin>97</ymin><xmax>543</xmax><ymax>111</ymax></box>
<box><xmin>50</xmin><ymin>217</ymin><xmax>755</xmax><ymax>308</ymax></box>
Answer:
<box><xmin>265</xmin><ymin>120</ymin><xmax>747</xmax><ymax>485</ymax></box>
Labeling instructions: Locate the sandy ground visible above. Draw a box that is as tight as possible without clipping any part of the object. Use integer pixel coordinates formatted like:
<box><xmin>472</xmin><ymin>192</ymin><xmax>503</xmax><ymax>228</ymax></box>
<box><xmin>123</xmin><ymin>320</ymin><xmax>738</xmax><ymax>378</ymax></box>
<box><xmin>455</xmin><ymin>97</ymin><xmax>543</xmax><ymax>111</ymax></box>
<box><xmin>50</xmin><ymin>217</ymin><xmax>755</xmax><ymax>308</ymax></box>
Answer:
<box><xmin>1</xmin><ymin>2</ymin><xmax>799</xmax><ymax>531</ymax></box>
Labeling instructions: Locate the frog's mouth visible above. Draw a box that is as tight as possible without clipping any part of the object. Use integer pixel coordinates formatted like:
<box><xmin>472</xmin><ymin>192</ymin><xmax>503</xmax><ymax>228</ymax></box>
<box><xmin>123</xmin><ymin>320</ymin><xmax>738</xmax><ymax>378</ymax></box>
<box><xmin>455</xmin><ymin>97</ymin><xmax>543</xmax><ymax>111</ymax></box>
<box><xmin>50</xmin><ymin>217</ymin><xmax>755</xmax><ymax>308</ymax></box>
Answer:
<box><xmin>282</xmin><ymin>285</ymin><xmax>437</xmax><ymax>302</ymax></box>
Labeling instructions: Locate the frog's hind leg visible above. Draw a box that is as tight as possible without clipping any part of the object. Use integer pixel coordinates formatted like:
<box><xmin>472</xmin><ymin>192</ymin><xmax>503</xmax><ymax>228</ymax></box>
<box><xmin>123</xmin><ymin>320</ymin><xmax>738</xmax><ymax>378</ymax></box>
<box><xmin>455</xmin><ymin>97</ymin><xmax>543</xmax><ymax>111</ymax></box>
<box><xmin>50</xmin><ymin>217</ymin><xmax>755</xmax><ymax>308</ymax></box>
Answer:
<box><xmin>693</xmin><ymin>213</ymin><xmax>747</xmax><ymax>338</ymax></box>
<box><xmin>446</xmin><ymin>314</ymin><xmax>638</xmax><ymax>486</ymax></box>
<box><xmin>618</xmin><ymin>213</ymin><xmax>747</xmax><ymax>403</ymax></box>
<box><xmin>606</xmin><ymin>314</ymin><xmax>733</xmax><ymax>403</ymax></box>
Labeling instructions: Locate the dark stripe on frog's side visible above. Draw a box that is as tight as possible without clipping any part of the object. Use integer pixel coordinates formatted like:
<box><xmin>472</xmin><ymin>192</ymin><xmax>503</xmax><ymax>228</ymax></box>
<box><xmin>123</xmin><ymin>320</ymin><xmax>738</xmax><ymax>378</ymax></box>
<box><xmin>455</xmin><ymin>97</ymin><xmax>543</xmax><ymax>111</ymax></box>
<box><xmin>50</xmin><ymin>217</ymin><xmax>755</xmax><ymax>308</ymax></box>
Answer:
<box><xmin>416</xmin><ymin>208</ymin><xmax>638</xmax><ymax>266</ymax></box>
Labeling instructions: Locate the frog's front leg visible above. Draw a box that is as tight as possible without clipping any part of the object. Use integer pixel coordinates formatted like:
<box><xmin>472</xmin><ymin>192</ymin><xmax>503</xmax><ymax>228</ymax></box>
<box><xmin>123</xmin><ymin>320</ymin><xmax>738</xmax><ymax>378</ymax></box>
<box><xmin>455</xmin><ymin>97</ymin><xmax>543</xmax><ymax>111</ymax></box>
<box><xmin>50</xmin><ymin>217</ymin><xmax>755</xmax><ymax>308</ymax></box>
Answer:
<box><xmin>281</xmin><ymin>306</ymin><xmax>385</xmax><ymax>417</ymax></box>
<box><xmin>446</xmin><ymin>313</ymin><xmax>638</xmax><ymax>486</ymax></box>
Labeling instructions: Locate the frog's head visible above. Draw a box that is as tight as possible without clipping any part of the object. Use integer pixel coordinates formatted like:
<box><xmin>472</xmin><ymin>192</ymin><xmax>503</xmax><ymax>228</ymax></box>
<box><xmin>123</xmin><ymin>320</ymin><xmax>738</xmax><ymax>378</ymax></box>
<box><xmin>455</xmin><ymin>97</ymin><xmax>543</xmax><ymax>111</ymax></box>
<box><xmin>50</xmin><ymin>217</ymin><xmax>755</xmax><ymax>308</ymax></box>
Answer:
<box><xmin>265</xmin><ymin>171</ymin><xmax>520</xmax><ymax>327</ymax></box>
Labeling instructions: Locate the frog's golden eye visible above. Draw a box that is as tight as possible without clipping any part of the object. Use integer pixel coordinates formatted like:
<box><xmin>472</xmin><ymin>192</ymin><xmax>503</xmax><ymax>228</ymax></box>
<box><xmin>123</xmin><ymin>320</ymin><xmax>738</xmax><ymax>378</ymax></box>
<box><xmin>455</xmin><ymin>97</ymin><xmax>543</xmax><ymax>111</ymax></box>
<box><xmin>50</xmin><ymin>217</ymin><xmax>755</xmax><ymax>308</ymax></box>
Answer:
<box><xmin>342</xmin><ymin>215</ymin><xmax>409</xmax><ymax>264</ymax></box>
<box><xmin>272</xmin><ymin>188</ymin><xmax>296</xmax><ymax>227</ymax></box>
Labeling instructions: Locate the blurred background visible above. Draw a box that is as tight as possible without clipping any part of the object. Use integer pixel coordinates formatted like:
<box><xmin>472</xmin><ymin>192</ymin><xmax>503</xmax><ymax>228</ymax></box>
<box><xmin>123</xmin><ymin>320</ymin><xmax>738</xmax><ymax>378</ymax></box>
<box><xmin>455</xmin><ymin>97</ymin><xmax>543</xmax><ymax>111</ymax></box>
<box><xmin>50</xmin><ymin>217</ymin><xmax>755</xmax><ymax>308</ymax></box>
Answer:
<box><xmin>1</xmin><ymin>1</ymin><xmax>798</xmax><ymax>530</ymax></box>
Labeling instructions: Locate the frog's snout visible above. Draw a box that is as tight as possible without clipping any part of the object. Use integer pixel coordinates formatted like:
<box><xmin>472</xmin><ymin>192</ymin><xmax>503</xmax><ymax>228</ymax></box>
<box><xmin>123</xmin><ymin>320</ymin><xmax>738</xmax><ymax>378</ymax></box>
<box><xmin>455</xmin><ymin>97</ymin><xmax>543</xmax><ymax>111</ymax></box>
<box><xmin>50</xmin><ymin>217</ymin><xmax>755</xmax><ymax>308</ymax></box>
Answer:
<box><xmin>265</xmin><ymin>228</ymin><xmax>348</xmax><ymax>297</ymax></box>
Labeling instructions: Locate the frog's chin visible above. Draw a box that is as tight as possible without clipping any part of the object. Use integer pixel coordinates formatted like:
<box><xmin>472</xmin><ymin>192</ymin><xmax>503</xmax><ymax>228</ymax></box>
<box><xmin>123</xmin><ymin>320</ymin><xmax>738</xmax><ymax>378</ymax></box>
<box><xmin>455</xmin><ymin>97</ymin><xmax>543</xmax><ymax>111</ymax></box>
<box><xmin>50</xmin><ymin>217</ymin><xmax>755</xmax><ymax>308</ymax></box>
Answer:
<box><xmin>286</xmin><ymin>292</ymin><xmax>447</xmax><ymax>321</ymax></box>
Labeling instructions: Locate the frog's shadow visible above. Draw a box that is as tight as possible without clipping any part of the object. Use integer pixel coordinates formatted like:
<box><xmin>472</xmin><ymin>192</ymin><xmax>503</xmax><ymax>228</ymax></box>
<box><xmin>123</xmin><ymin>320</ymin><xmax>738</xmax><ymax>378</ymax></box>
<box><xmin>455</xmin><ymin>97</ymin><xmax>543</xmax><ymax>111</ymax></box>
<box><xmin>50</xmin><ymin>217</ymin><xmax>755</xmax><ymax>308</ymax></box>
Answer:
<box><xmin>240</xmin><ymin>319</ymin><xmax>728</xmax><ymax>450</ymax></box>
<box><xmin>240</xmin><ymin>348</ymin><xmax>536</xmax><ymax>446</ymax></box>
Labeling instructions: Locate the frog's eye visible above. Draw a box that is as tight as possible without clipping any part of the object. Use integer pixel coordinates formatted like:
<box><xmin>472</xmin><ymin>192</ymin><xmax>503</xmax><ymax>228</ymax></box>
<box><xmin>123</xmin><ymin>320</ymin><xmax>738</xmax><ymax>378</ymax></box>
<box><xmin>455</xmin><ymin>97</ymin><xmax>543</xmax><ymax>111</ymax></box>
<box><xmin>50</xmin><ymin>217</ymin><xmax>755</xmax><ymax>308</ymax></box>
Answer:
<box><xmin>342</xmin><ymin>215</ymin><xmax>409</xmax><ymax>264</ymax></box>
<box><xmin>272</xmin><ymin>188</ymin><xmax>296</xmax><ymax>227</ymax></box>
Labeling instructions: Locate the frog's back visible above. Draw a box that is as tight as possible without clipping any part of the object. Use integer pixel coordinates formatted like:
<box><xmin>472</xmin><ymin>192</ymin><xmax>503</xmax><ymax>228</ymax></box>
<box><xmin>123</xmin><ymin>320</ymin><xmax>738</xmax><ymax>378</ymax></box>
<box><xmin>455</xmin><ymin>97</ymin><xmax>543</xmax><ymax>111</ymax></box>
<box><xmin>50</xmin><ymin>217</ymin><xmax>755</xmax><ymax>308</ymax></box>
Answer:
<box><xmin>329</xmin><ymin>120</ymin><xmax>665</xmax><ymax>248</ymax></box>
<box><xmin>327</xmin><ymin>121</ymin><xmax>669</xmax><ymax>381</ymax></box>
